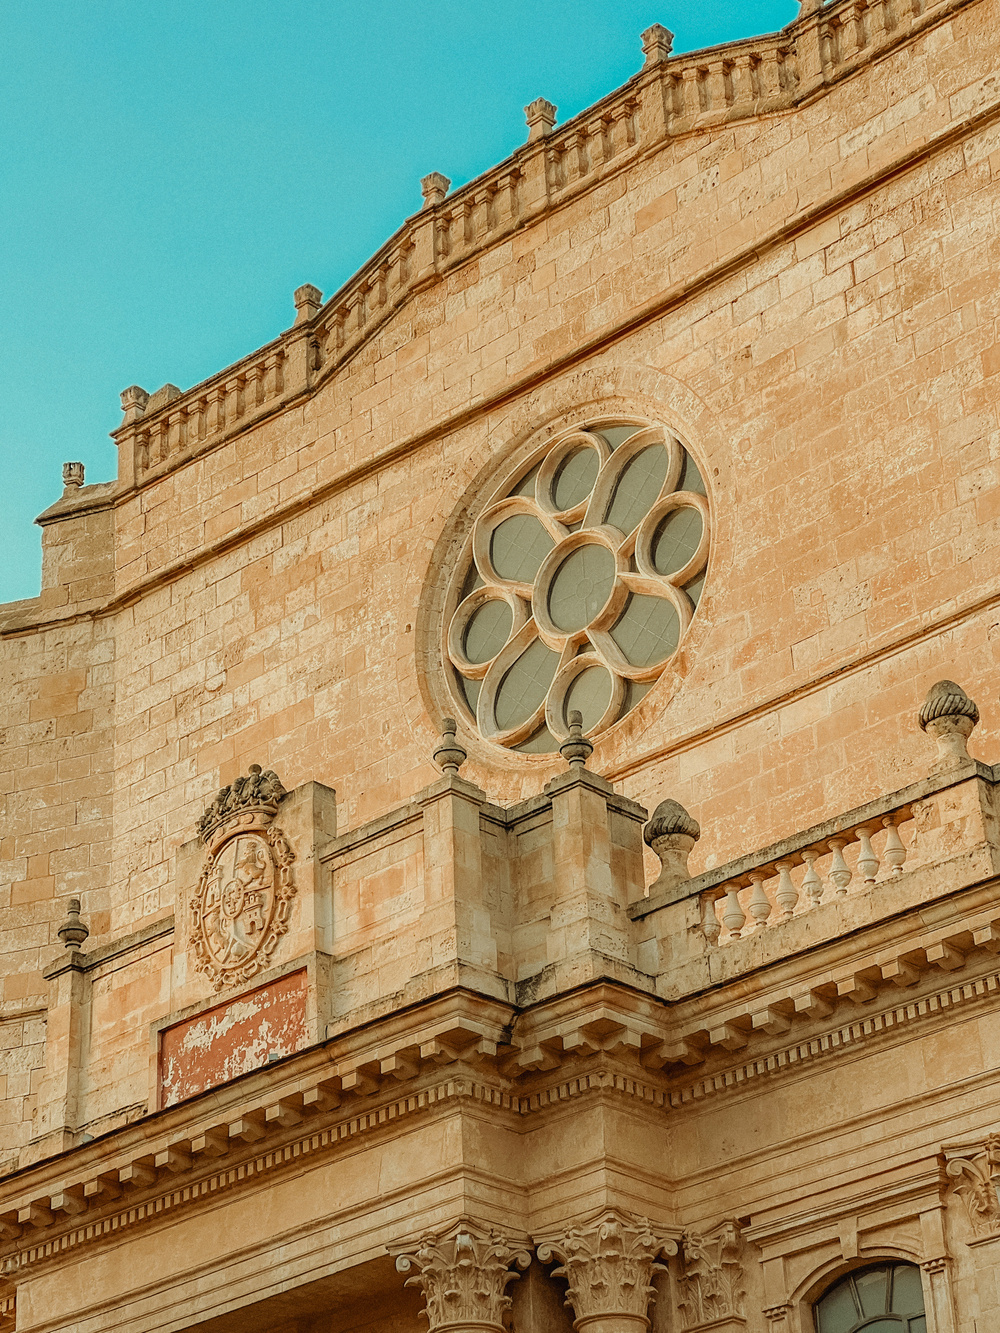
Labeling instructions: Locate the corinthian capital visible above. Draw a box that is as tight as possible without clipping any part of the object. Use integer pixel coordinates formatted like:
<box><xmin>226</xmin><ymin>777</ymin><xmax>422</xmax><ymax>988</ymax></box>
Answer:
<box><xmin>395</xmin><ymin>1226</ymin><xmax>531</xmax><ymax>1332</ymax></box>
<box><xmin>537</xmin><ymin>1209</ymin><xmax>678</xmax><ymax>1332</ymax></box>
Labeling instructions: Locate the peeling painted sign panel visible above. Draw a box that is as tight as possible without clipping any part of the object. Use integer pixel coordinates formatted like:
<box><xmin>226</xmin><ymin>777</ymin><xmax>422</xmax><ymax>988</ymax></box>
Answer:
<box><xmin>159</xmin><ymin>969</ymin><xmax>308</xmax><ymax>1107</ymax></box>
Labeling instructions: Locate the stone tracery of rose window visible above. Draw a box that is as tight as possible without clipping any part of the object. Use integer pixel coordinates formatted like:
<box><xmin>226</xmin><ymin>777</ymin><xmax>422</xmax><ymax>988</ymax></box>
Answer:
<box><xmin>444</xmin><ymin>419</ymin><xmax>709</xmax><ymax>753</ymax></box>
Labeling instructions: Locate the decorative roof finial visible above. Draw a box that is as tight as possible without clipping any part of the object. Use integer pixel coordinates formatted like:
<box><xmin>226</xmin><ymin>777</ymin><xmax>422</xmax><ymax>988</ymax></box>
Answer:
<box><xmin>62</xmin><ymin>462</ymin><xmax>85</xmax><ymax>490</ymax></box>
<box><xmin>433</xmin><ymin>717</ymin><xmax>467</xmax><ymax>774</ymax></box>
<box><xmin>57</xmin><ymin>898</ymin><xmax>89</xmax><ymax>950</ymax></box>
<box><xmin>641</xmin><ymin>24</ymin><xmax>674</xmax><ymax>65</ymax></box>
<box><xmin>420</xmin><ymin>172</ymin><xmax>451</xmax><ymax>209</ymax></box>
<box><xmin>119</xmin><ymin>385</ymin><xmax>149</xmax><ymax>424</ymax></box>
<box><xmin>293</xmin><ymin>284</ymin><xmax>323</xmax><ymax>324</ymax></box>
<box><xmin>560</xmin><ymin>710</ymin><xmax>594</xmax><ymax>769</ymax></box>
<box><xmin>524</xmin><ymin>98</ymin><xmax>557</xmax><ymax>142</ymax></box>
<box><xmin>919</xmin><ymin>680</ymin><xmax>980</xmax><ymax>771</ymax></box>
<box><xmin>644</xmin><ymin>800</ymin><xmax>701</xmax><ymax>894</ymax></box>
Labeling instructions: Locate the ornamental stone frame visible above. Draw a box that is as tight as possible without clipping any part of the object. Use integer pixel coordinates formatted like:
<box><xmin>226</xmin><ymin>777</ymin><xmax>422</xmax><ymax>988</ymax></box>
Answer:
<box><xmin>440</xmin><ymin>416</ymin><xmax>711</xmax><ymax>755</ymax></box>
<box><xmin>190</xmin><ymin>765</ymin><xmax>297</xmax><ymax>990</ymax></box>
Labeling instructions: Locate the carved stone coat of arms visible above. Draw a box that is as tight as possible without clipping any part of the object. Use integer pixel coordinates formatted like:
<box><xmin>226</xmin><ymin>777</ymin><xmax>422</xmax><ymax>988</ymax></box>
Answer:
<box><xmin>191</xmin><ymin>765</ymin><xmax>296</xmax><ymax>989</ymax></box>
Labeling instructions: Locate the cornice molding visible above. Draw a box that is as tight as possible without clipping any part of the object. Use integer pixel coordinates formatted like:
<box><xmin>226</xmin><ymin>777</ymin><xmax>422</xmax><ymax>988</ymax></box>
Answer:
<box><xmin>4</xmin><ymin>940</ymin><xmax>1000</xmax><ymax>1278</ymax></box>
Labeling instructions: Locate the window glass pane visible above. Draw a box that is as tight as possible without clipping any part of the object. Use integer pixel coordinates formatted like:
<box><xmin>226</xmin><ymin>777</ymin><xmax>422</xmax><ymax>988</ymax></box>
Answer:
<box><xmin>462</xmin><ymin>565</ymin><xmax>485</xmax><ymax>599</ymax></box>
<box><xmin>908</xmin><ymin>1317</ymin><xmax>926</xmax><ymax>1333</ymax></box>
<box><xmin>463</xmin><ymin>600</ymin><xmax>513</xmax><ymax>663</ymax></box>
<box><xmin>679</xmin><ymin>449</ymin><xmax>707</xmax><ymax>495</ymax></box>
<box><xmin>856</xmin><ymin>1269</ymin><xmax>889</xmax><ymax>1316</ymax></box>
<box><xmin>514</xmin><ymin>726</ymin><xmax>560</xmax><ymax>753</ymax></box>
<box><xmin>510</xmin><ymin>464</ymin><xmax>541</xmax><ymax>498</ymax></box>
<box><xmin>652</xmin><ymin>507</ymin><xmax>703</xmax><ymax>576</ymax></box>
<box><xmin>605</xmin><ymin>445</ymin><xmax>669</xmax><ymax>534</ymax></box>
<box><xmin>459</xmin><ymin>674</ymin><xmax>481</xmax><ymax>714</ymax></box>
<box><xmin>624</xmin><ymin>679</ymin><xmax>653</xmax><ymax>711</ymax></box>
<box><xmin>553</xmin><ymin>447</ymin><xmax>600</xmax><ymax>510</ymax></box>
<box><xmin>890</xmin><ymin>1268</ymin><xmax>924</xmax><ymax>1315</ymax></box>
<box><xmin>610</xmin><ymin>594</ymin><xmax>679</xmax><ymax>667</ymax></box>
<box><xmin>685</xmin><ymin>572</ymin><xmax>706</xmax><ymax>607</ymax></box>
<box><xmin>857</xmin><ymin>1321</ymin><xmax>903</xmax><ymax>1332</ymax></box>
<box><xmin>594</xmin><ymin>425</ymin><xmax>641</xmax><ymax>450</ymax></box>
<box><xmin>816</xmin><ymin>1280</ymin><xmax>861</xmax><ymax>1333</ymax></box>
<box><xmin>490</xmin><ymin>515</ymin><xmax>553</xmax><ymax>583</ymax></box>
<box><xmin>564</xmin><ymin>665</ymin><xmax>614</xmax><ymax>732</ymax></box>
<box><xmin>548</xmin><ymin>545</ymin><xmax>616</xmax><ymax>632</ymax></box>
<box><xmin>494</xmin><ymin>639</ymin><xmax>559</xmax><ymax>729</ymax></box>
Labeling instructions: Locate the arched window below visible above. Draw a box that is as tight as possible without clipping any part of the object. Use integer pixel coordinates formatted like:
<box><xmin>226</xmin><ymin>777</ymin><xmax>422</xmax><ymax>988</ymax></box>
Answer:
<box><xmin>814</xmin><ymin>1262</ymin><xmax>926</xmax><ymax>1332</ymax></box>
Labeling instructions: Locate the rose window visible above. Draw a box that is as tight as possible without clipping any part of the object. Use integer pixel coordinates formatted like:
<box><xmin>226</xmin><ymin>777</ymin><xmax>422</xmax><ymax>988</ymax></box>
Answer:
<box><xmin>444</xmin><ymin>419</ymin><xmax>710</xmax><ymax>752</ymax></box>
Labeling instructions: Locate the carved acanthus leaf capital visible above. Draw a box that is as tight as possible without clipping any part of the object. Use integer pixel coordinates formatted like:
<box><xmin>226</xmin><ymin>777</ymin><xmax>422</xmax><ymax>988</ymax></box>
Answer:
<box><xmin>946</xmin><ymin>1136</ymin><xmax>1000</xmax><ymax>1237</ymax></box>
<box><xmin>395</xmin><ymin>1226</ymin><xmax>530</xmax><ymax>1331</ymax></box>
<box><xmin>677</xmin><ymin>1220</ymin><xmax>747</xmax><ymax>1328</ymax></box>
<box><xmin>537</xmin><ymin>1208</ymin><xmax>677</xmax><ymax>1325</ymax></box>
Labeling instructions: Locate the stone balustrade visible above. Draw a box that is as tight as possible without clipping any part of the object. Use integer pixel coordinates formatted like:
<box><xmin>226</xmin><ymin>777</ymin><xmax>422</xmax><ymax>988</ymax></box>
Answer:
<box><xmin>704</xmin><ymin>805</ymin><xmax>913</xmax><ymax>944</ymax></box>
<box><xmin>111</xmin><ymin>0</ymin><xmax>969</xmax><ymax>488</ymax></box>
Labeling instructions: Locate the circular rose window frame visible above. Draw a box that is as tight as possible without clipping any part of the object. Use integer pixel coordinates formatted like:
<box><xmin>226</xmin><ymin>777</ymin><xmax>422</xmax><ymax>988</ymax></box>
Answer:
<box><xmin>440</xmin><ymin>416</ymin><xmax>710</xmax><ymax>754</ymax></box>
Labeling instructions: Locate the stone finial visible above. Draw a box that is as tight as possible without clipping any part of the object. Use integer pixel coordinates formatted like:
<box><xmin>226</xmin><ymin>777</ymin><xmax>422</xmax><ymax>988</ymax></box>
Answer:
<box><xmin>293</xmin><ymin>284</ymin><xmax>323</xmax><ymax>325</ymax></box>
<box><xmin>433</xmin><ymin>717</ymin><xmax>467</xmax><ymax>774</ymax></box>
<box><xmin>395</xmin><ymin>1227</ymin><xmax>531</xmax><ymax>1332</ymax></box>
<box><xmin>644</xmin><ymin>799</ymin><xmax>700</xmax><ymax>894</ymax></box>
<box><xmin>62</xmin><ymin>462</ymin><xmax>85</xmax><ymax>490</ymax></box>
<box><xmin>524</xmin><ymin>98</ymin><xmax>557</xmax><ymax>142</ymax></box>
<box><xmin>537</xmin><ymin>1209</ymin><xmax>677</xmax><ymax>1329</ymax></box>
<box><xmin>641</xmin><ymin>24</ymin><xmax>674</xmax><ymax>65</ymax></box>
<box><xmin>119</xmin><ymin>385</ymin><xmax>150</xmax><ymax>425</ymax></box>
<box><xmin>919</xmin><ymin>680</ymin><xmax>980</xmax><ymax>771</ymax></box>
<box><xmin>560</xmin><ymin>710</ymin><xmax>594</xmax><ymax>769</ymax></box>
<box><xmin>57</xmin><ymin>898</ymin><xmax>89</xmax><ymax>950</ymax></box>
<box><xmin>420</xmin><ymin>172</ymin><xmax>451</xmax><ymax>209</ymax></box>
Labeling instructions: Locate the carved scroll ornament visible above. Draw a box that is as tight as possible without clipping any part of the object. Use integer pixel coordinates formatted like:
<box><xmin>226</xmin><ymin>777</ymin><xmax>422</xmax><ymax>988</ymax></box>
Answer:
<box><xmin>191</xmin><ymin>766</ymin><xmax>296</xmax><ymax>990</ymax></box>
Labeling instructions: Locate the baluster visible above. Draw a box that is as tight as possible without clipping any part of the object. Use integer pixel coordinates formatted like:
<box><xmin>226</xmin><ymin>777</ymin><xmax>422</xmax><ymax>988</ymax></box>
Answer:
<box><xmin>167</xmin><ymin>408</ymin><xmax>185</xmax><ymax>456</ymax></box>
<box><xmin>774</xmin><ymin>859</ymin><xmax>798</xmax><ymax>920</ymax></box>
<box><xmin>748</xmin><ymin>871</ymin><xmax>772</xmax><ymax>929</ymax></box>
<box><xmin>702</xmin><ymin>893</ymin><xmax>722</xmax><ymax>946</ymax></box>
<box><xmin>731</xmin><ymin>55</ymin><xmax>755</xmax><ymax>109</ymax></box>
<box><xmin>227</xmin><ymin>375</ymin><xmax>244</xmax><ymax>422</ymax></box>
<box><xmin>828</xmin><ymin>838</ymin><xmax>852</xmax><ymax>895</ymax></box>
<box><xmin>154</xmin><ymin>419</ymin><xmax>169</xmax><ymax>465</ymax></box>
<box><xmin>706</xmin><ymin>61</ymin><xmax>727</xmax><ymax>111</ymax></box>
<box><xmin>801</xmin><ymin>849</ymin><xmax>824</xmax><ymax>906</ymax></box>
<box><xmin>857</xmin><ymin>828</ymin><xmax>879</xmax><ymax>883</ymax></box>
<box><xmin>882</xmin><ymin>817</ymin><xmax>907</xmax><ymax>874</ymax></box>
<box><xmin>680</xmin><ymin>67</ymin><xmax>701</xmax><ymax>118</ymax></box>
<box><xmin>721</xmin><ymin>883</ymin><xmax>746</xmax><ymax>939</ymax></box>
<box><xmin>759</xmin><ymin>47</ymin><xmax>784</xmax><ymax>99</ymax></box>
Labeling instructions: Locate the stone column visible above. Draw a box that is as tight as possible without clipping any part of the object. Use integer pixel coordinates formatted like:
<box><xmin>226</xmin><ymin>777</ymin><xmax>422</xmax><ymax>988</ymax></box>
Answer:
<box><xmin>537</xmin><ymin>1210</ymin><xmax>677</xmax><ymax>1333</ymax></box>
<box><xmin>395</xmin><ymin>1226</ymin><xmax>531</xmax><ymax>1333</ymax></box>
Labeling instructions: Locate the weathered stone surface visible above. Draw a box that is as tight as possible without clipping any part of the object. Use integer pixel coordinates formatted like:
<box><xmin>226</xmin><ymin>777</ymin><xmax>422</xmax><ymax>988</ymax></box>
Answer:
<box><xmin>2</xmin><ymin>0</ymin><xmax>1000</xmax><ymax>1328</ymax></box>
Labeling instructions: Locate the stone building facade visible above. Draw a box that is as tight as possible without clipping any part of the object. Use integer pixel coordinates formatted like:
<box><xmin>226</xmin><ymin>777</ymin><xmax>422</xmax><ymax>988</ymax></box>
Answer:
<box><xmin>2</xmin><ymin>0</ymin><xmax>1000</xmax><ymax>1328</ymax></box>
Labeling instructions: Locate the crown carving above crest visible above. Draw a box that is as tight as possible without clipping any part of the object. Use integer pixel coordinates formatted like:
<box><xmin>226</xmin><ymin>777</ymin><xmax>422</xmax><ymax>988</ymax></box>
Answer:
<box><xmin>198</xmin><ymin>764</ymin><xmax>287</xmax><ymax>846</ymax></box>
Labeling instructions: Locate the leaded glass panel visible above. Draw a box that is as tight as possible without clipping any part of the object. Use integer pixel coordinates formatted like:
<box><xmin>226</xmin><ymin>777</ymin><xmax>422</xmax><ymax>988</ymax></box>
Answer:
<box><xmin>443</xmin><ymin>419</ymin><xmax>710</xmax><ymax>749</ymax></box>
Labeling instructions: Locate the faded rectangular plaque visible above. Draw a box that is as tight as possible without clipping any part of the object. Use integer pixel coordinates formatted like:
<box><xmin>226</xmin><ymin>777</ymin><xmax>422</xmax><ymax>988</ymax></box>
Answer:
<box><xmin>159</xmin><ymin>969</ymin><xmax>308</xmax><ymax>1108</ymax></box>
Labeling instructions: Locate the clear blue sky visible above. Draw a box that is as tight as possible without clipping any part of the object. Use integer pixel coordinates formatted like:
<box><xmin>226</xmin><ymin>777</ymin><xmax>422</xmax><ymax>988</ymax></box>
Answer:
<box><xmin>0</xmin><ymin>0</ymin><xmax>794</xmax><ymax>603</ymax></box>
